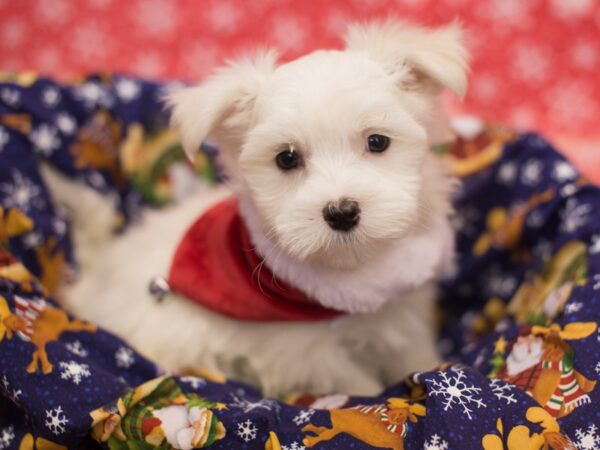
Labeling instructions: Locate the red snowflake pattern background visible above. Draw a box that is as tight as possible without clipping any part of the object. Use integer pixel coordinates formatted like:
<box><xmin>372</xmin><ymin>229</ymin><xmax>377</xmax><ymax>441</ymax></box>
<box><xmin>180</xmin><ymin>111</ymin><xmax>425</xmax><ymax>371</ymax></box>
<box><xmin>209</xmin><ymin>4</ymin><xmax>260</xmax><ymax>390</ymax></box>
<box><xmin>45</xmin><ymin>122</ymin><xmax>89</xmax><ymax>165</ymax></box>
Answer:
<box><xmin>1</xmin><ymin>0</ymin><xmax>599</xmax><ymax>179</ymax></box>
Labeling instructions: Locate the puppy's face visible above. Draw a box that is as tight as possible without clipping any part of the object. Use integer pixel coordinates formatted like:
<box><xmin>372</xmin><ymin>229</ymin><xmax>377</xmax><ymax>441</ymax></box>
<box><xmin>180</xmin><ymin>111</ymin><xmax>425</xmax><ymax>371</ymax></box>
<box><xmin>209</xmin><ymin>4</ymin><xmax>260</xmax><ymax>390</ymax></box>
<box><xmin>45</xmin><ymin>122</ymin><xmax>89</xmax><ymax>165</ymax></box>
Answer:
<box><xmin>170</xmin><ymin>21</ymin><xmax>468</xmax><ymax>270</ymax></box>
<box><xmin>239</xmin><ymin>51</ymin><xmax>428</xmax><ymax>268</ymax></box>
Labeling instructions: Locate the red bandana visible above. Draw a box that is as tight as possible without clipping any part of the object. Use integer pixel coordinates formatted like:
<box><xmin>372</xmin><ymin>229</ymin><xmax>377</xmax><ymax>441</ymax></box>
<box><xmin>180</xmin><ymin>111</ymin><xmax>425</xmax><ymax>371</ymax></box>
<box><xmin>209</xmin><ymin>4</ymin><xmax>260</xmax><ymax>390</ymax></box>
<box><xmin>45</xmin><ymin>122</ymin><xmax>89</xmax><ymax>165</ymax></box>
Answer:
<box><xmin>167</xmin><ymin>198</ymin><xmax>342</xmax><ymax>321</ymax></box>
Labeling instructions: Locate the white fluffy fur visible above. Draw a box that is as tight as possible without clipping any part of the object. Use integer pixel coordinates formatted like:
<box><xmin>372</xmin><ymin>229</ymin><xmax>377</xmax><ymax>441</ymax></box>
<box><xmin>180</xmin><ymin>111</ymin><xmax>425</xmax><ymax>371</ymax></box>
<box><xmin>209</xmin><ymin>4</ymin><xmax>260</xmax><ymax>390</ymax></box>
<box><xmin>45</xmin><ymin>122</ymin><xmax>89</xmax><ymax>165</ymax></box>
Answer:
<box><xmin>54</xmin><ymin>20</ymin><xmax>468</xmax><ymax>396</ymax></box>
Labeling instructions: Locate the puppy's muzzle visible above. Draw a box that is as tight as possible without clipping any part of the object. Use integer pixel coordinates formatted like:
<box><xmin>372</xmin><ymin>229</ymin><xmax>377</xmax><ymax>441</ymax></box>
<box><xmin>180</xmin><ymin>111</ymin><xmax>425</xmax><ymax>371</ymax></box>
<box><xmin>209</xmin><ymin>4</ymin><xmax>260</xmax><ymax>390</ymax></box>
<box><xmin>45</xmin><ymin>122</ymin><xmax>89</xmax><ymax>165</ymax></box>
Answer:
<box><xmin>323</xmin><ymin>198</ymin><xmax>360</xmax><ymax>232</ymax></box>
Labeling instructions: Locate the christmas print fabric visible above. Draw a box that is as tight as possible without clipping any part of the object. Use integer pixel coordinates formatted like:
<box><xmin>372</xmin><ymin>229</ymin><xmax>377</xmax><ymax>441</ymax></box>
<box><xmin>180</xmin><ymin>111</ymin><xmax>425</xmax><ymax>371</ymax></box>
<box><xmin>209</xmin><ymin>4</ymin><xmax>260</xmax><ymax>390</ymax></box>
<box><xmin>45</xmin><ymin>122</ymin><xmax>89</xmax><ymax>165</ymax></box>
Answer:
<box><xmin>1</xmin><ymin>73</ymin><xmax>600</xmax><ymax>449</ymax></box>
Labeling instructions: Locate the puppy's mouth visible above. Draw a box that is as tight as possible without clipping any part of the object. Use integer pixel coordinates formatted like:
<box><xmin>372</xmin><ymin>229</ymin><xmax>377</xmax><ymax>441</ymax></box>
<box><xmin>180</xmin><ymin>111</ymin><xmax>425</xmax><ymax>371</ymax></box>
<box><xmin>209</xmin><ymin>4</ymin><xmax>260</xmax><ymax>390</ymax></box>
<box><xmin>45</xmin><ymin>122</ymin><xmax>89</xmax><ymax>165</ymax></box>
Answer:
<box><xmin>272</xmin><ymin>203</ymin><xmax>409</xmax><ymax>270</ymax></box>
<box><xmin>328</xmin><ymin>228</ymin><xmax>361</xmax><ymax>245</ymax></box>
<box><xmin>275</xmin><ymin>226</ymin><xmax>368</xmax><ymax>269</ymax></box>
<box><xmin>303</xmin><ymin>225</ymin><xmax>391</xmax><ymax>270</ymax></box>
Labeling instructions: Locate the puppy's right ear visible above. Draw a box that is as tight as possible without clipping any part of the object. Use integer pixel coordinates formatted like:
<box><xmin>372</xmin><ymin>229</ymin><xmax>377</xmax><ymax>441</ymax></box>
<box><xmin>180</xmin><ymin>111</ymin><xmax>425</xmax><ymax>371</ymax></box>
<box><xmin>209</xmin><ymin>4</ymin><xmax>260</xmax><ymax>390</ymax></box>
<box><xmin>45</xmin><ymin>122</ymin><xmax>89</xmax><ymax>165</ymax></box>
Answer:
<box><xmin>167</xmin><ymin>50</ymin><xmax>277</xmax><ymax>160</ymax></box>
<box><xmin>345</xmin><ymin>20</ymin><xmax>469</xmax><ymax>98</ymax></box>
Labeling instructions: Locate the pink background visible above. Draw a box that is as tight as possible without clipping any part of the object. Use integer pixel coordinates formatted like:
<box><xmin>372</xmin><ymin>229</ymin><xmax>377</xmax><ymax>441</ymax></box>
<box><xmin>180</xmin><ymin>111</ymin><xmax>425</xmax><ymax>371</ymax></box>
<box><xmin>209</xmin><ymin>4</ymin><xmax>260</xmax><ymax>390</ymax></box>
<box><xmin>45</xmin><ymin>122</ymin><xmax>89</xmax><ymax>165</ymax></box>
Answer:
<box><xmin>1</xmin><ymin>0</ymin><xmax>599</xmax><ymax>179</ymax></box>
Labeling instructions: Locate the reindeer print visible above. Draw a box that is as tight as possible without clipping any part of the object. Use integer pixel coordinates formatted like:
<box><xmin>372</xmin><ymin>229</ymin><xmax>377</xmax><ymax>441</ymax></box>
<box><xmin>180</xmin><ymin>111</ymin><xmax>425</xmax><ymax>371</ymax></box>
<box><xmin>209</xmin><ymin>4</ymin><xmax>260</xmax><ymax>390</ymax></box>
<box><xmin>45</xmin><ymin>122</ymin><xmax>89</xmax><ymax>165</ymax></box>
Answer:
<box><xmin>302</xmin><ymin>398</ymin><xmax>425</xmax><ymax>450</ymax></box>
<box><xmin>0</xmin><ymin>295</ymin><xmax>96</xmax><ymax>374</ymax></box>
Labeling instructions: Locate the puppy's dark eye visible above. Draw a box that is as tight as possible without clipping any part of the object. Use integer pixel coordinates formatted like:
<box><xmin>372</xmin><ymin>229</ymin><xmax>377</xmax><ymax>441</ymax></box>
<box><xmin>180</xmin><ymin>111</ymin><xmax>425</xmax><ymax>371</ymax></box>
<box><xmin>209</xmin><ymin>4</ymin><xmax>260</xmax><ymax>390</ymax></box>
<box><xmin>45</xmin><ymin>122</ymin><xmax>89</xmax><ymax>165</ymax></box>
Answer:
<box><xmin>366</xmin><ymin>134</ymin><xmax>390</xmax><ymax>153</ymax></box>
<box><xmin>275</xmin><ymin>149</ymin><xmax>300</xmax><ymax>171</ymax></box>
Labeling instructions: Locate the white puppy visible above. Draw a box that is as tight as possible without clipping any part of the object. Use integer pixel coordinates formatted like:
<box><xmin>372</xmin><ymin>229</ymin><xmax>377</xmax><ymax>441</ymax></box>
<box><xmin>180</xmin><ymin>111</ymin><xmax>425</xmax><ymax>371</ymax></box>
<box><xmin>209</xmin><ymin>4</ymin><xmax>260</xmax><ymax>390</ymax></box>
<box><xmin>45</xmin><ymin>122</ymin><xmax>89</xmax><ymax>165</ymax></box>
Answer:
<box><xmin>62</xmin><ymin>20</ymin><xmax>468</xmax><ymax>396</ymax></box>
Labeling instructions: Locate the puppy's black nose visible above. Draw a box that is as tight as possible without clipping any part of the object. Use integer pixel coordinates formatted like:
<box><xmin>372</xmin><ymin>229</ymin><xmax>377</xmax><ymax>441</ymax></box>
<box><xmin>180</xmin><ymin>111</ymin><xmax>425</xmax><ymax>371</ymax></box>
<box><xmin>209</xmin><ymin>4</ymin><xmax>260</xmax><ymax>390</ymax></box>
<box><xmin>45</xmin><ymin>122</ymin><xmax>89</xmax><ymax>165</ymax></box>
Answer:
<box><xmin>323</xmin><ymin>198</ymin><xmax>360</xmax><ymax>231</ymax></box>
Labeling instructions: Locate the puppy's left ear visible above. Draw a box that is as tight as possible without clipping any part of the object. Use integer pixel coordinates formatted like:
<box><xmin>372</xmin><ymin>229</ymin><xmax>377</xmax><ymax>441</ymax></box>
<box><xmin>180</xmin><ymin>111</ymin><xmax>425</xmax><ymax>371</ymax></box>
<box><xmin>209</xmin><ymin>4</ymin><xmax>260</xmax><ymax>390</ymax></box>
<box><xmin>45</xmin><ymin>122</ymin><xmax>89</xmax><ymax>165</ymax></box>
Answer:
<box><xmin>166</xmin><ymin>50</ymin><xmax>277</xmax><ymax>160</ymax></box>
<box><xmin>345</xmin><ymin>20</ymin><xmax>469</xmax><ymax>98</ymax></box>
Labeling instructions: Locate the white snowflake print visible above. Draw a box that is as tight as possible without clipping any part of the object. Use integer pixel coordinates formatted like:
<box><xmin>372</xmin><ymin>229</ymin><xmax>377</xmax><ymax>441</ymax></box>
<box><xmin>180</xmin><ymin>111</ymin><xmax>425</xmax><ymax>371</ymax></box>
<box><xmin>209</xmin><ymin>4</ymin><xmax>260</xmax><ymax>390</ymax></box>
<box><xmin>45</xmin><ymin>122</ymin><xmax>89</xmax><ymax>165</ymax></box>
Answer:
<box><xmin>572</xmin><ymin>424</ymin><xmax>600</xmax><ymax>450</ymax></box>
<box><xmin>270</xmin><ymin>16</ymin><xmax>308</xmax><ymax>52</ymax></box>
<box><xmin>52</xmin><ymin>217</ymin><xmax>67</xmax><ymax>236</ymax></box>
<box><xmin>482</xmin><ymin>0</ymin><xmax>534</xmax><ymax>25</ymax></box>
<box><xmin>45</xmin><ymin>406</ymin><xmax>69</xmax><ymax>435</ymax></box>
<box><xmin>236</xmin><ymin>419</ymin><xmax>257</xmax><ymax>442</ymax></box>
<box><xmin>428</xmin><ymin>370</ymin><xmax>487</xmax><ymax>420</ymax></box>
<box><xmin>560</xmin><ymin>199</ymin><xmax>592</xmax><ymax>233</ymax></box>
<box><xmin>36</xmin><ymin>47</ymin><xmax>61</xmax><ymax>73</ymax></box>
<box><xmin>30</xmin><ymin>124</ymin><xmax>61</xmax><ymax>156</ymax></box>
<box><xmin>1</xmin><ymin>88</ymin><xmax>20</xmax><ymax>107</ymax></box>
<box><xmin>0</xmin><ymin>425</ymin><xmax>15</xmax><ymax>450</ymax></box>
<box><xmin>489</xmin><ymin>378</ymin><xmax>518</xmax><ymax>405</ymax></box>
<box><xmin>497</xmin><ymin>161</ymin><xmax>518</xmax><ymax>185</ymax></box>
<box><xmin>42</xmin><ymin>86</ymin><xmax>61</xmax><ymax>108</ymax></box>
<box><xmin>9</xmin><ymin>388</ymin><xmax>22</xmax><ymax>403</ymax></box>
<box><xmin>37</xmin><ymin>0</ymin><xmax>72</xmax><ymax>24</ymax></box>
<box><xmin>471</xmin><ymin>73</ymin><xmax>498</xmax><ymax>102</ymax></box>
<box><xmin>115</xmin><ymin>78</ymin><xmax>141</xmax><ymax>102</ymax></box>
<box><xmin>115</xmin><ymin>346</ymin><xmax>135</xmax><ymax>368</ymax></box>
<box><xmin>292</xmin><ymin>409</ymin><xmax>315</xmax><ymax>426</ymax></box>
<box><xmin>553</xmin><ymin>161</ymin><xmax>578</xmax><ymax>182</ymax></box>
<box><xmin>59</xmin><ymin>360</ymin><xmax>91</xmax><ymax>385</ymax></box>
<box><xmin>282</xmin><ymin>442</ymin><xmax>306</xmax><ymax>450</ymax></box>
<box><xmin>73</xmin><ymin>81</ymin><xmax>113</xmax><ymax>109</ymax></box>
<box><xmin>65</xmin><ymin>340</ymin><xmax>89</xmax><ymax>357</ymax></box>
<box><xmin>473</xmin><ymin>347</ymin><xmax>488</xmax><ymax>369</ymax></box>
<box><xmin>1</xmin><ymin>375</ymin><xmax>22</xmax><ymax>404</ymax></box>
<box><xmin>560</xmin><ymin>182</ymin><xmax>579</xmax><ymax>198</ymax></box>
<box><xmin>179</xmin><ymin>376</ymin><xmax>206</xmax><ymax>389</ymax></box>
<box><xmin>23</xmin><ymin>231</ymin><xmax>43</xmax><ymax>248</ymax></box>
<box><xmin>595</xmin><ymin>362</ymin><xmax>600</xmax><ymax>376</ymax></box>
<box><xmin>87</xmin><ymin>172</ymin><xmax>106</xmax><ymax>189</ymax></box>
<box><xmin>133</xmin><ymin>51</ymin><xmax>163</xmax><ymax>78</ymax></box>
<box><xmin>551</xmin><ymin>0</ymin><xmax>595</xmax><ymax>19</ymax></box>
<box><xmin>207</xmin><ymin>0</ymin><xmax>241</xmax><ymax>32</ymax></box>
<box><xmin>509</xmin><ymin>105</ymin><xmax>536</xmax><ymax>129</ymax></box>
<box><xmin>0</xmin><ymin>127</ymin><xmax>9</xmax><ymax>152</ymax></box>
<box><xmin>512</xmin><ymin>41</ymin><xmax>550</xmax><ymax>83</ymax></box>
<box><xmin>564</xmin><ymin>302</ymin><xmax>584</xmax><ymax>314</ymax></box>
<box><xmin>593</xmin><ymin>275</ymin><xmax>600</xmax><ymax>291</ymax></box>
<box><xmin>590</xmin><ymin>235</ymin><xmax>600</xmax><ymax>254</ymax></box>
<box><xmin>70</xmin><ymin>22</ymin><xmax>110</xmax><ymax>64</ymax></box>
<box><xmin>0</xmin><ymin>170</ymin><xmax>44</xmax><ymax>211</ymax></box>
<box><xmin>3</xmin><ymin>19</ymin><xmax>25</xmax><ymax>47</ymax></box>
<box><xmin>229</xmin><ymin>393</ymin><xmax>279</xmax><ymax>413</ymax></box>
<box><xmin>424</xmin><ymin>433</ymin><xmax>449</xmax><ymax>450</ymax></box>
<box><xmin>547</xmin><ymin>81</ymin><xmax>598</xmax><ymax>124</ymax></box>
<box><xmin>520</xmin><ymin>159</ymin><xmax>544</xmax><ymax>186</ymax></box>
<box><xmin>87</xmin><ymin>0</ymin><xmax>113</xmax><ymax>9</ymax></box>
<box><xmin>571</xmin><ymin>40</ymin><xmax>598</xmax><ymax>70</ymax></box>
<box><xmin>55</xmin><ymin>112</ymin><xmax>77</xmax><ymax>135</ymax></box>
<box><xmin>495</xmin><ymin>318</ymin><xmax>511</xmax><ymax>334</ymax></box>
<box><xmin>133</xmin><ymin>0</ymin><xmax>177</xmax><ymax>36</ymax></box>
<box><xmin>484</xmin><ymin>266</ymin><xmax>517</xmax><ymax>298</ymax></box>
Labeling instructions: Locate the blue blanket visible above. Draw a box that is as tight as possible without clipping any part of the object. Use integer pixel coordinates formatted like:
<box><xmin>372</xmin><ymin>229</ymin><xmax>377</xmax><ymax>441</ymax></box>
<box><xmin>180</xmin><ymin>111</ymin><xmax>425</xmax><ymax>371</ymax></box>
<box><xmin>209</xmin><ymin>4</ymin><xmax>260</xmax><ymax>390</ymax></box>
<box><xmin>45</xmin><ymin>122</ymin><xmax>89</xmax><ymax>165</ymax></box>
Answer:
<box><xmin>1</xmin><ymin>73</ymin><xmax>599</xmax><ymax>450</ymax></box>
